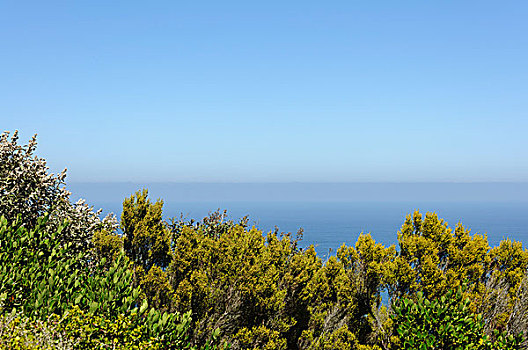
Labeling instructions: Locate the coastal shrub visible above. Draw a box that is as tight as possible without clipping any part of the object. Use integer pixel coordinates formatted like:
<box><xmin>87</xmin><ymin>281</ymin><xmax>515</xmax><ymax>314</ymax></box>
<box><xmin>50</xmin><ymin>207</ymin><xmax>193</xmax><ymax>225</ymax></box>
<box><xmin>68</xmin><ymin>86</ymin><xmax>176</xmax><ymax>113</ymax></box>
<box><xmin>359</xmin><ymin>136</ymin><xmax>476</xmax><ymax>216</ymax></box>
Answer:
<box><xmin>168</xmin><ymin>220</ymin><xmax>301</xmax><ymax>348</ymax></box>
<box><xmin>92</xmin><ymin>227</ymin><xmax>124</xmax><ymax>268</ymax></box>
<box><xmin>388</xmin><ymin>210</ymin><xmax>528</xmax><ymax>344</ymax></box>
<box><xmin>0</xmin><ymin>306</ymin><xmax>193</xmax><ymax>350</ymax></box>
<box><xmin>58</xmin><ymin>305</ymin><xmax>192</xmax><ymax>350</ymax></box>
<box><xmin>388</xmin><ymin>211</ymin><xmax>491</xmax><ymax>300</ymax></box>
<box><xmin>392</xmin><ymin>287</ymin><xmax>525</xmax><ymax>349</ymax></box>
<box><xmin>141</xmin><ymin>198</ymin><xmax>528</xmax><ymax>349</ymax></box>
<box><xmin>164</xmin><ymin>208</ymin><xmax>391</xmax><ymax>349</ymax></box>
<box><xmin>0</xmin><ymin>130</ymin><xmax>117</xmax><ymax>262</ymax></box>
<box><xmin>0</xmin><ymin>310</ymin><xmax>75</xmax><ymax>350</ymax></box>
<box><xmin>3</xmin><ymin>192</ymin><xmax>526</xmax><ymax>349</ymax></box>
<box><xmin>122</xmin><ymin>189</ymin><xmax>171</xmax><ymax>272</ymax></box>
<box><xmin>392</xmin><ymin>288</ymin><xmax>483</xmax><ymax>349</ymax></box>
<box><xmin>57</xmin><ymin>306</ymin><xmax>159</xmax><ymax>350</ymax></box>
<box><xmin>0</xmin><ymin>215</ymin><xmax>137</xmax><ymax>319</ymax></box>
<box><xmin>0</xmin><ymin>213</ymin><xmax>194</xmax><ymax>349</ymax></box>
<box><xmin>296</xmin><ymin>234</ymin><xmax>395</xmax><ymax>349</ymax></box>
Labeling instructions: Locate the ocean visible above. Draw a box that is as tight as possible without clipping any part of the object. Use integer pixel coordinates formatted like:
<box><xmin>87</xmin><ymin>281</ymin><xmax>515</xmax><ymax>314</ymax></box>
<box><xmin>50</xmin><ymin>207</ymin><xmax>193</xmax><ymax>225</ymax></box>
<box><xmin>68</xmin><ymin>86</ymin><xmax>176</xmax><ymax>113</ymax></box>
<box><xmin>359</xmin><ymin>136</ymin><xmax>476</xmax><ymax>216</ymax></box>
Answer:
<box><xmin>90</xmin><ymin>199</ymin><xmax>528</xmax><ymax>256</ymax></box>
<box><xmin>68</xmin><ymin>182</ymin><xmax>528</xmax><ymax>255</ymax></box>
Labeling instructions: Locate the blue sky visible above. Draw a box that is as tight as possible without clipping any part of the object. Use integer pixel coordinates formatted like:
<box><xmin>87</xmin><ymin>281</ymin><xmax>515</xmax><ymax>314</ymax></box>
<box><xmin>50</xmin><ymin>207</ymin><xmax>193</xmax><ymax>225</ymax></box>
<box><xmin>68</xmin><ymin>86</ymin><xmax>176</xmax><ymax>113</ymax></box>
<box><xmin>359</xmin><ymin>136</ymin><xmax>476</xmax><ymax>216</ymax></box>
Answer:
<box><xmin>1</xmin><ymin>1</ymin><xmax>527</xmax><ymax>182</ymax></box>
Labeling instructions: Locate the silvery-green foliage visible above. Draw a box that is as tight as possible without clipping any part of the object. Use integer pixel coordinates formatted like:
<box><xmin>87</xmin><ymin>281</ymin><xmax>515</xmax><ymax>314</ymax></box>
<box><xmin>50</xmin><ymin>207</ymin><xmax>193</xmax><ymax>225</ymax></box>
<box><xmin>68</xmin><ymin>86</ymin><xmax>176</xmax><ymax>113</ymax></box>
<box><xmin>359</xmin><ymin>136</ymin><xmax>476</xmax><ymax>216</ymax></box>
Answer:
<box><xmin>0</xmin><ymin>130</ymin><xmax>117</xmax><ymax>257</ymax></box>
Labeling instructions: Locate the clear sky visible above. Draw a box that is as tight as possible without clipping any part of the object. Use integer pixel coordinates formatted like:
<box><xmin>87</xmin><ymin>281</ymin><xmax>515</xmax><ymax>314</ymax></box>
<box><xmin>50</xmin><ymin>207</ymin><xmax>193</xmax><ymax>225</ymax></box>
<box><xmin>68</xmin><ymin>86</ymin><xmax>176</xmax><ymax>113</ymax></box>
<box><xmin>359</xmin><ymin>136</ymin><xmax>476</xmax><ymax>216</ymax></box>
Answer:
<box><xmin>1</xmin><ymin>1</ymin><xmax>527</xmax><ymax>182</ymax></box>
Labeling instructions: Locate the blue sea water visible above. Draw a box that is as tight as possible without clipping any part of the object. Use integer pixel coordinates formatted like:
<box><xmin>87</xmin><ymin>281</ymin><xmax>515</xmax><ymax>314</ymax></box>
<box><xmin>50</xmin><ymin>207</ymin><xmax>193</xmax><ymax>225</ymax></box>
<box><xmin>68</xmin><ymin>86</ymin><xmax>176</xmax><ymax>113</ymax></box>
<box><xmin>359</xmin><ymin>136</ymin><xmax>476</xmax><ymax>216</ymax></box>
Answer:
<box><xmin>92</xmin><ymin>200</ymin><xmax>528</xmax><ymax>255</ymax></box>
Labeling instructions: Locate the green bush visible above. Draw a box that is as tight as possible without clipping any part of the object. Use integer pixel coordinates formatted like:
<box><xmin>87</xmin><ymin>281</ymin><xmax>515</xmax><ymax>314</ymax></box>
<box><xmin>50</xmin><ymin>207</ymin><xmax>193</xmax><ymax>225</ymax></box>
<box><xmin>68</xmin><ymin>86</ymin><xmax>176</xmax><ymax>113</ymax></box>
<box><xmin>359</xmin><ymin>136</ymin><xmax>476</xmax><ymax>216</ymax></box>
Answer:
<box><xmin>0</xmin><ymin>215</ymin><xmax>137</xmax><ymax>319</ymax></box>
<box><xmin>0</xmin><ymin>310</ymin><xmax>74</xmax><ymax>350</ymax></box>
<box><xmin>0</xmin><ymin>306</ymin><xmax>194</xmax><ymax>350</ymax></box>
<box><xmin>57</xmin><ymin>305</ymin><xmax>189</xmax><ymax>350</ymax></box>
<box><xmin>392</xmin><ymin>288</ymin><xmax>525</xmax><ymax>350</ymax></box>
<box><xmin>2</xmin><ymin>201</ymin><xmax>527</xmax><ymax>349</ymax></box>
<box><xmin>0</xmin><ymin>214</ymin><xmax>194</xmax><ymax>349</ymax></box>
<box><xmin>165</xmin><ymin>208</ymin><xmax>393</xmax><ymax>349</ymax></box>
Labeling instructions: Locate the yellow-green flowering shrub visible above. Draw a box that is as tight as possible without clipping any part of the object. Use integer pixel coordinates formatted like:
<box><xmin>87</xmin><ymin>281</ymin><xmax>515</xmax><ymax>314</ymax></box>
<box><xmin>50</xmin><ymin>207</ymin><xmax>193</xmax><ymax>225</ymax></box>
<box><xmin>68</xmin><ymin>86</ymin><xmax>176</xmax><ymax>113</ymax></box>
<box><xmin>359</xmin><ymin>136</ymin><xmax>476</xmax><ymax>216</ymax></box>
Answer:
<box><xmin>57</xmin><ymin>306</ymin><xmax>161</xmax><ymax>350</ymax></box>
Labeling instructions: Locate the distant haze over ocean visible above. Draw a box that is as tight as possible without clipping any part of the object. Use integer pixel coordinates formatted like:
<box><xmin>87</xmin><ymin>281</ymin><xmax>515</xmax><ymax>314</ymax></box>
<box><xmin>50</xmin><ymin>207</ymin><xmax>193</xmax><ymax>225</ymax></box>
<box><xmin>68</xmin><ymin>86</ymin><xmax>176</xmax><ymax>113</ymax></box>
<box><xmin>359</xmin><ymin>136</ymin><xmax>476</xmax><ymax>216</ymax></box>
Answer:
<box><xmin>69</xmin><ymin>182</ymin><xmax>528</xmax><ymax>203</ymax></box>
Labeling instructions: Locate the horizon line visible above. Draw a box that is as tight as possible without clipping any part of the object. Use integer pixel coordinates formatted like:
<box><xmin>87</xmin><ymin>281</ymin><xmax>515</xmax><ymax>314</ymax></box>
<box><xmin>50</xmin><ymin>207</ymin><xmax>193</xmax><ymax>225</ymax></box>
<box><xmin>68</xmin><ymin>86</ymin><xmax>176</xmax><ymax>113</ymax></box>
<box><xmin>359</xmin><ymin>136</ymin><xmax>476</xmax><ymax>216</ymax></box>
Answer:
<box><xmin>67</xmin><ymin>181</ymin><xmax>528</xmax><ymax>184</ymax></box>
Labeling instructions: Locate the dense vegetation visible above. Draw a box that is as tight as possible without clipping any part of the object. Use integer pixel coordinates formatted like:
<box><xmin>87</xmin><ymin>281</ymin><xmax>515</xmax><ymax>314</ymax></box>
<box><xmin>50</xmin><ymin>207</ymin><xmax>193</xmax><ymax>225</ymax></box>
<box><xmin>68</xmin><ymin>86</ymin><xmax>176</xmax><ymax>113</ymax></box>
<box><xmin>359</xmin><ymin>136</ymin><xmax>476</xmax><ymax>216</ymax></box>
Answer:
<box><xmin>1</xmin><ymin>130</ymin><xmax>527</xmax><ymax>349</ymax></box>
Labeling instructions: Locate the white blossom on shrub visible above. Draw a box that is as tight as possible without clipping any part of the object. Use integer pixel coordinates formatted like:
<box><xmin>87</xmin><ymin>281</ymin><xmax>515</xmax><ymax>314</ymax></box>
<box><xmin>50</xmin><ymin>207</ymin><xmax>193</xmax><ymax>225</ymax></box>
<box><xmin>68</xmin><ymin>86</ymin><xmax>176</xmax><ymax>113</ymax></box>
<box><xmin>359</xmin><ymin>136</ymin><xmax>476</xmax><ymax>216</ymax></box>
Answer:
<box><xmin>0</xmin><ymin>130</ymin><xmax>117</xmax><ymax>257</ymax></box>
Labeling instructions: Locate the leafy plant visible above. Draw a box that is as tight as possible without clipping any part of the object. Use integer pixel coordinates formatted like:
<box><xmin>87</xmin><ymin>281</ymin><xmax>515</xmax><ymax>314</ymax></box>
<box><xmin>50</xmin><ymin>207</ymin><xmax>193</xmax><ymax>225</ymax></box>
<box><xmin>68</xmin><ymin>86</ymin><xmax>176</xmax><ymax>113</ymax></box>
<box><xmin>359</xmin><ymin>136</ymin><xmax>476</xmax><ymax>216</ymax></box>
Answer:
<box><xmin>0</xmin><ymin>130</ymin><xmax>117</xmax><ymax>261</ymax></box>
<box><xmin>392</xmin><ymin>287</ymin><xmax>525</xmax><ymax>350</ymax></box>
<box><xmin>0</xmin><ymin>215</ymin><xmax>137</xmax><ymax>319</ymax></box>
<box><xmin>0</xmin><ymin>309</ymin><xmax>75</xmax><ymax>350</ymax></box>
